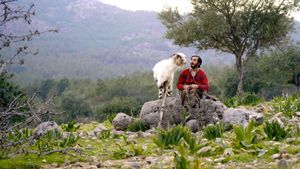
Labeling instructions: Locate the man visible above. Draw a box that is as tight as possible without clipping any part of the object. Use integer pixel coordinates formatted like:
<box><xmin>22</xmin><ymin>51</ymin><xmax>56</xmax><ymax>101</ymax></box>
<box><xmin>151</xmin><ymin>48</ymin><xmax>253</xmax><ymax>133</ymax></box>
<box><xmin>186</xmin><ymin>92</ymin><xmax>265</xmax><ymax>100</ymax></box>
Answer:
<box><xmin>177</xmin><ymin>55</ymin><xmax>209</xmax><ymax>105</ymax></box>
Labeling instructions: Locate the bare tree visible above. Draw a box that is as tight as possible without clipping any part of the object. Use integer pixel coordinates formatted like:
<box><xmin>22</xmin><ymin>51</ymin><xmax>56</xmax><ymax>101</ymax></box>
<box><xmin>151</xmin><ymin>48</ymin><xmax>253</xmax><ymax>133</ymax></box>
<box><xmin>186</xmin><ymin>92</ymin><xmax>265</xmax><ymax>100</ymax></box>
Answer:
<box><xmin>0</xmin><ymin>0</ymin><xmax>57</xmax><ymax>74</ymax></box>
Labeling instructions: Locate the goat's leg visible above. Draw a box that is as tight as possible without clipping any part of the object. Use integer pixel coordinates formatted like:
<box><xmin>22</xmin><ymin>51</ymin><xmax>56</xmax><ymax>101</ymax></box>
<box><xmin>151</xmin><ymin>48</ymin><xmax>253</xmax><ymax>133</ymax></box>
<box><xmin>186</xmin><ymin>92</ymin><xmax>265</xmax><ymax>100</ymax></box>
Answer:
<box><xmin>166</xmin><ymin>75</ymin><xmax>174</xmax><ymax>97</ymax></box>
<box><xmin>158</xmin><ymin>85</ymin><xmax>164</xmax><ymax>99</ymax></box>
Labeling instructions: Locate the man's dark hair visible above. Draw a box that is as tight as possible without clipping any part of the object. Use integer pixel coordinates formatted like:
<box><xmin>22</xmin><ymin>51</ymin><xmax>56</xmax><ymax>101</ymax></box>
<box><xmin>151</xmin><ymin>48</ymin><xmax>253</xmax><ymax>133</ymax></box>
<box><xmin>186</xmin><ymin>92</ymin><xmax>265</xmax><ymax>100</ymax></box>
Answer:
<box><xmin>191</xmin><ymin>55</ymin><xmax>202</xmax><ymax>68</ymax></box>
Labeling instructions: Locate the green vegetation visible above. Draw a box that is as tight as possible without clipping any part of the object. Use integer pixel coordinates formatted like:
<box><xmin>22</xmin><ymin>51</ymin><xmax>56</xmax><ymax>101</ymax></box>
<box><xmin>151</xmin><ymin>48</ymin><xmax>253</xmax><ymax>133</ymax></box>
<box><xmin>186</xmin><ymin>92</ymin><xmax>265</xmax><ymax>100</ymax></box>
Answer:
<box><xmin>264</xmin><ymin>121</ymin><xmax>288</xmax><ymax>141</ymax></box>
<box><xmin>61</xmin><ymin>120</ymin><xmax>80</xmax><ymax>132</ymax></box>
<box><xmin>153</xmin><ymin>125</ymin><xmax>191</xmax><ymax>149</ymax></box>
<box><xmin>126</xmin><ymin>120</ymin><xmax>149</xmax><ymax>132</ymax></box>
<box><xmin>224</xmin><ymin>93</ymin><xmax>264</xmax><ymax>108</ymax></box>
<box><xmin>233</xmin><ymin>120</ymin><xmax>260</xmax><ymax>149</ymax></box>
<box><xmin>158</xmin><ymin>0</ymin><xmax>297</xmax><ymax>95</ymax></box>
<box><xmin>271</xmin><ymin>93</ymin><xmax>300</xmax><ymax>117</ymax></box>
<box><xmin>203</xmin><ymin>122</ymin><xmax>226</xmax><ymax>140</ymax></box>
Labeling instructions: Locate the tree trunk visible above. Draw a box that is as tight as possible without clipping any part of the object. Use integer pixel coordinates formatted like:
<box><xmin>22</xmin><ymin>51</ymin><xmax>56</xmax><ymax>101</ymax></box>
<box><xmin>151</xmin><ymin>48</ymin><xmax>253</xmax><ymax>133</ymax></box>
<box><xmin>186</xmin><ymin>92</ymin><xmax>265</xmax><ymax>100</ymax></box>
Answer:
<box><xmin>235</xmin><ymin>54</ymin><xmax>244</xmax><ymax>96</ymax></box>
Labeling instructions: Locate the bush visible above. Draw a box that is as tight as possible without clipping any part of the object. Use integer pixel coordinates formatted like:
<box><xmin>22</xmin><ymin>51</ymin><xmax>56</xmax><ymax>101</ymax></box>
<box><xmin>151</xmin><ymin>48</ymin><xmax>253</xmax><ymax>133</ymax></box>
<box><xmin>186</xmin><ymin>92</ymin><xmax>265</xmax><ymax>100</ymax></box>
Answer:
<box><xmin>264</xmin><ymin>121</ymin><xmax>288</xmax><ymax>141</ymax></box>
<box><xmin>203</xmin><ymin>122</ymin><xmax>226</xmax><ymax>140</ymax></box>
<box><xmin>126</xmin><ymin>120</ymin><xmax>149</xmax><ymax>132</ymax></box>
<box><xmin>233</xmin><ymin>120</ymin><xmax>260</xmax><ymax>149</ymax></box>
<box><xmin>153</xmin><ymin>125</ymin><xmax>191</xmax><ymax>149</ymax></box>
<box><xmin>96</xmin><ymin>97</ymin><xmax>141</xmax><ymax>120</ymax></box>
<box><xmin>271</xmin><ymin>93</ymin><xmax>300</xmax><ymax>117</ymax></box>
<box><xmin>61</xmin><ymin>120</ymin><xmax>80</xmax><ymax>132</ymax></box>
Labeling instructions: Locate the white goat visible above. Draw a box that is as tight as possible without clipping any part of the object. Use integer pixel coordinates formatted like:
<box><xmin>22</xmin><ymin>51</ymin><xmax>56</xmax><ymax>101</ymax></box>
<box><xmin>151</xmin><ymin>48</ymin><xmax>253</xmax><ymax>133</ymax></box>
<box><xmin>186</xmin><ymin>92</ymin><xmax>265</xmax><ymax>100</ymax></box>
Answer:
<box><xmin>152</xmin><ymin>52</ymin><xmax>187</xmax><ymax>99</ymax></box>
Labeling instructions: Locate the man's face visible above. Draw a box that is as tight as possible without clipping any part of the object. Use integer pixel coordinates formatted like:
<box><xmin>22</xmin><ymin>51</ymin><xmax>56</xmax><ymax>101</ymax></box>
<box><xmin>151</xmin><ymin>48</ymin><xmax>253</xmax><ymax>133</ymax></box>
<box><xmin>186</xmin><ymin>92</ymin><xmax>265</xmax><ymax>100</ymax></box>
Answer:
<box><xmin>190</xmin><ymin>57</ymin><xmax>199</xmax><ymax>69</ymax></box>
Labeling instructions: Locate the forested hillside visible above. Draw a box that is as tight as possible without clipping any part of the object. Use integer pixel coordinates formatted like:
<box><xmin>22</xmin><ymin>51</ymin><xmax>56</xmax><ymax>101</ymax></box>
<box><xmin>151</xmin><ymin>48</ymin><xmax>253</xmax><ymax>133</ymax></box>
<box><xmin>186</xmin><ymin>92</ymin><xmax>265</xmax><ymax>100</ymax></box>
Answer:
<box><xmin>6</xmin><ymin>0</ymin><xmax>299</xmax><ymax>84</ymax></box>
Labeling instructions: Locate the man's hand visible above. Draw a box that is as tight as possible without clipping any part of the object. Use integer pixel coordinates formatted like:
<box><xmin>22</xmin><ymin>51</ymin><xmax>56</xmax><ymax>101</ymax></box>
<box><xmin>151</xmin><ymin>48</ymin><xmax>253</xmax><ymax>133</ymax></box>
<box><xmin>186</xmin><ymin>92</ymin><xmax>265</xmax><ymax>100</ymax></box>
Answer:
<box><xmin>183</xmin><ymin>85</ymin><xmax>190</xmax><ymax>90</ymax></box>
<box><xmin>190</xmin><ymin>84</ymin><xmax>199</xmax><ymax>89</ymax></box>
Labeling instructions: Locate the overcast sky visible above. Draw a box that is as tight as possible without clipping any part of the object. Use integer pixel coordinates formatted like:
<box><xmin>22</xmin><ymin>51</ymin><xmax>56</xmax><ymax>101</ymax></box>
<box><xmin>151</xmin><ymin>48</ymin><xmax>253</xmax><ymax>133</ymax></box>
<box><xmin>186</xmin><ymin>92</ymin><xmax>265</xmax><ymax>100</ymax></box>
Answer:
<box><xmin>98</xmin><ymin>0</ymin><xmax>300</xmax><ymax>21</ymax></box>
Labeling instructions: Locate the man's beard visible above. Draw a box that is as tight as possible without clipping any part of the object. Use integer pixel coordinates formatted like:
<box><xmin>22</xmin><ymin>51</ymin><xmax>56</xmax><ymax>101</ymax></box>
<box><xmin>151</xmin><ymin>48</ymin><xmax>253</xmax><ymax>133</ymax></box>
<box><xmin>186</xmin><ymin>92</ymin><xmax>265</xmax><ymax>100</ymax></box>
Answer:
<box><xmin>191</xmin><ymin>63</ymin><xmax>198</xmax><ymax>69</ymax></box>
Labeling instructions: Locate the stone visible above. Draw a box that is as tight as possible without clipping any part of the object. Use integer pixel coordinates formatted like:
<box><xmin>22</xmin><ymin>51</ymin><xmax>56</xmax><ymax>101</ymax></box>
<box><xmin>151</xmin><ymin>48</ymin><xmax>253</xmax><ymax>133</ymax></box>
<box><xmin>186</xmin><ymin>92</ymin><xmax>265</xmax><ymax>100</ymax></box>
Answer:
<box><xmin>272</xmin><ymin>154</ymin><xmax>281</xmax><ymax>160</ymax></box>
<box><xmin>295</xmin><ymin>112</ymin><xmax>300</xmax><ymax>117</ymax></box>
<box><xmin>185</xmin><ymin>119</ymin><xmax>199</xmax><ymax>133</ymax></box>
<box><xmin>198</xmin><ymin>146</ymin><xmax>213</xmax><ymax>156</ymax></box>
<box><xmin>140</xmin><ymin>96</ymin><xmax>226</xmax><ymax>129</ymax></box>
<box><xmin>223</xmin><ymin>148</ymin><xmax>234</xmax><ymax>156</ymax></box>
<box><xmin>223</xmin><ymin>108</ymin><xmax>264</xmax><ymax>126</ymax></box>
<box><xmin>277</xmin><ymin>159</ymin><xmax>289</xmax><ymax>169</ymax></box>
<box><xmin>112</xmin><ymin>112</ymin><xmax>133</xmax><ymax>130</ymax></box>
<box><xmin>33</xmin><ymin>121</ymin><xmax>59</xmax><ymax>139</ymax></box>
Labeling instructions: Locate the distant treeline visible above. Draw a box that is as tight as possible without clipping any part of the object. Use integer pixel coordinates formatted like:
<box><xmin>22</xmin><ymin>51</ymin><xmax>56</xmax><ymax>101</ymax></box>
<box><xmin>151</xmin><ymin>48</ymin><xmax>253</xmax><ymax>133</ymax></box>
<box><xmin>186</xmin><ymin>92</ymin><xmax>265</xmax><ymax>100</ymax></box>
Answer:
<box><xmin>2</xmin><ymin>46</ymin><xmax>299</xmax><ymax>123</ymax></box>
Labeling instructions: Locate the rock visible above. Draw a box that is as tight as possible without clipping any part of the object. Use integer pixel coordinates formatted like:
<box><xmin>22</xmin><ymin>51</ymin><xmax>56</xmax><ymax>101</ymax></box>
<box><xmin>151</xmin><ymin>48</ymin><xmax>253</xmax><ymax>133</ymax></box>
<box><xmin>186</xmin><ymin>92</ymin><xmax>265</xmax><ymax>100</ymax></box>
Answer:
<box><xmin>223</xmin><ymin>148</ymin><xmax>234</xmax><ymax>156</ymax></box>
<box><xmin>223</xmin><ymin>108</ymin><xmax>264</xmax><ymax>126</ymax></box>
<box><xmin>214</xmin><ymin>157</ymin><xmax>225</xmax><ymax>163</ymax></box>
<box><xmin>112</xmin><ymin>129</ymin><xmax>125</xmax><ymax>136</ymax></box>
<box><xmin>93</xmin><ymin>124</ymin><xmax>107</xmax><ymax>134</ymax></box>
<box><xmin>198</xmin><ymin>146</ymin><xmax>213</xmax><ymax>156</ymax></box>
<box><xmin>272</xmin><ymin>154</ymin><xmax>281</xmax><ymax>160</ymax></box>
<box><xmin>112</xmin><ymin>112</ymin><xmax>133</xmax><ymax>130</ymax></box>
<box><xmin>277</xmin><ymin>159</ymin><xmax>289</xmax><ymax>169</ymax></box>
<box><xmin>121</xmin><ymin>162</ymin><xmax>141</xmax><ymax>169</ymax></box>
<box><xmin>33</xmin><ymin>121</ymin><xmax>59</xmax><ymax>139</ymax></box>
<box><xmin>185</xmin><ymin>119</ymin><xmax>199</xmax><ymax>133</ymax></box>
<box><xmin>64</xmin><ymin>159</ymin><xmax>71</xmax><ymax>166</ymax></box>
<box><xmin>140</xmin><ymin>97</ymin><xmax>182</xmax><ymax>128</ymax></box>
<box><xmin>223</xmin><ymin>108</ymin><xmax>249</xmax><ymax>126</ymax></box>
<box><xmin>295</xmin><ymin>112</ymin><xmax>300</xmax><ymax>117</ymax></box>
<box><xmin>245</xmin><ymin>164</ymin><xmax>254</xmax><ymax>169</ymax></box>
<box><xmin>140</xmin><ymin>96</ymin><xmax>226</xmax><ymax>129</ymax></box>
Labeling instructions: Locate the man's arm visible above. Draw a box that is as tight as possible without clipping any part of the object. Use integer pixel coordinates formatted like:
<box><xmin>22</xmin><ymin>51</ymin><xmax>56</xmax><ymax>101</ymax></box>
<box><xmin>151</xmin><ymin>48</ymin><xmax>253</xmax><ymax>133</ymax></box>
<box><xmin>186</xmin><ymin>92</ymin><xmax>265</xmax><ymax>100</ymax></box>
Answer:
<box><xmin>177</xmin><ymin>71</ymin><xmax>185</xmax><ymax>90</ymax></box>
<box><xmin>197</xmin><ymin>71</ymin><xmax>209</xmax><ymax>91</ymax></box>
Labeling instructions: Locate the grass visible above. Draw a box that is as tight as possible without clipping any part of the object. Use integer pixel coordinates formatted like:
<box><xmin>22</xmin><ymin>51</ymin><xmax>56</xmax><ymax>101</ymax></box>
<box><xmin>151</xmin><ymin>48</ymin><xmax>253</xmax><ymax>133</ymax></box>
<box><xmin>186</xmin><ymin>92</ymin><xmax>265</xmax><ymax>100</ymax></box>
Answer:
<box><xmin>0</xmin><ymin>154</ymin><xmax>69</xmax><ymax>169</ymax></box>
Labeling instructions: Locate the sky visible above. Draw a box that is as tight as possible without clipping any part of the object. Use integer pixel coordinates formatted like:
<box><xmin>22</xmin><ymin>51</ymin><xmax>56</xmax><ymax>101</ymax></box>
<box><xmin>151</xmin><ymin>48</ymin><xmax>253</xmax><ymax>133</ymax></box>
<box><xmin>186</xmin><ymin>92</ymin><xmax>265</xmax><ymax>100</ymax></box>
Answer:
<box><xmin>98</xmin><ymin>0</ymin><xmax>300</xmax><ymax>21</ymax></box>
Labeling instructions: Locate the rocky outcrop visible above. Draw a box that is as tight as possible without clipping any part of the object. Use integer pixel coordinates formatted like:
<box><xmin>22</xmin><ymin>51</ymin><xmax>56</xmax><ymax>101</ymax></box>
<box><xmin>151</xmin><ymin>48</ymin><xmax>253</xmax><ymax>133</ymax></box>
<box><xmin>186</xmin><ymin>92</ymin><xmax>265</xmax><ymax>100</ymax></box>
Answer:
<box><xmin>139</xmin><ymin>96</ymin><xmax>226</xmax><ymax>130</ymax></box>
<box><xmin>112</xmin><ymin>112</ymin><xmax>133</xmax><ymax>130</ymax></box>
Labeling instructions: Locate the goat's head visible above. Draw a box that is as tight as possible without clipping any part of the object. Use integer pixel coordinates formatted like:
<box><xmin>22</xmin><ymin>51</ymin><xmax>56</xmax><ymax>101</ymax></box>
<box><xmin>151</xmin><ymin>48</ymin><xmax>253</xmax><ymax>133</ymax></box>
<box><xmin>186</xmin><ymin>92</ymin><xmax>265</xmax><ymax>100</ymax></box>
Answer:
<box><xmin>171</xmin><ymin>52</ymin><xmax>187</xmax><ymax>67</ymax></box>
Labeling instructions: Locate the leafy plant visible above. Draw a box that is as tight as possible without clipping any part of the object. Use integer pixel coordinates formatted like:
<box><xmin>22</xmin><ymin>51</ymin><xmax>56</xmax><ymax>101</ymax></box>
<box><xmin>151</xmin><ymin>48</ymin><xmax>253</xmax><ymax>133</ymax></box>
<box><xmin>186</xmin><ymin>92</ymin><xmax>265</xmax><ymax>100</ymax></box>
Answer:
<box><xmin>126</xmin><ymin>120</ymin><xmax>149</xmax><ymax>132</ymax></box>
<box><xmin>271</xmin><ymin>93</ymin><xmax>300</xmax><ymax>117</ymax></box>
<box><xmin>233</xmin><ymin>120</ymin><xmax>260</xmax><ymax>149</ymax></box>
<box><xmin>97</xmin><ymin>130</ymin><xmax>111</xmax><ymax>139</ymax></box>
<box><xmin>174</xmin><ymin>144</ymin><xmax>201</xmax><ymax>169</ymax></box>
<box><xmin>60</xmin><ymin>134</ymin><xmax>79</xmax><ymax>147</ymax></box>
<box><xmin>61</xmin><ymin>120</ymin><xmax>80</xmax><ymax>132</ymax></box>
<box><xmin>203</xmin><ymin>122</ymin><xmax>226</xmax><ymax>140</ymax></box>
<box><xmin>153</xmin><ymin>125</ymin><xmax>190</xmax><ymax>149</ymax></box>
<box><xmin>264</xmin><ymin>121</ymin><xmax>288</xmax><ymax>141</ymax></box>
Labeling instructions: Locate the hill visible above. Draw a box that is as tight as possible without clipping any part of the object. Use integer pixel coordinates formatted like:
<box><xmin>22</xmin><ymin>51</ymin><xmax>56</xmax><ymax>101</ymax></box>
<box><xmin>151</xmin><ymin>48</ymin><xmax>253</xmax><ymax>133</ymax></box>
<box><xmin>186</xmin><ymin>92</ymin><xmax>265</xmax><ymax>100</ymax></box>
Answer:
<box><xmin>5</xmin><ymin>0</ymin><xmax>300</xmax><ymax>83</ymax></box>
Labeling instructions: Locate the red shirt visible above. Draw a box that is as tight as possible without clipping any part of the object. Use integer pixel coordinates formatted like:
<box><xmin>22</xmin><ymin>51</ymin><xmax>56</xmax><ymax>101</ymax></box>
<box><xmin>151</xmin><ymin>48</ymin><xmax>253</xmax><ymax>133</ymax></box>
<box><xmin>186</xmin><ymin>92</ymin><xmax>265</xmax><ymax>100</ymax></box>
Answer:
<box><xmin>177</xmin><ymin>68</ymin><xmax>209</xmax><ymax>91</ymax></box>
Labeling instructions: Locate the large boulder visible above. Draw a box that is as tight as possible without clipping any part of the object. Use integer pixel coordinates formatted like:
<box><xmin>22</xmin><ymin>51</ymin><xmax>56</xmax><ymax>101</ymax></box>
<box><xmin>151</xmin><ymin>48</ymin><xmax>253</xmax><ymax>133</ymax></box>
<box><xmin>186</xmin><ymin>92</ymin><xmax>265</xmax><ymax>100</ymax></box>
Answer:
<box><xmin>33</xmin><ymin>121</ymin><xmax>59</xmax><ymax>138</ymax></box>
<box><xmin>112</xmin><ymin>112</ymin><xmax>133</xmax><ymax>130</ymax></box>
<box><xmin>139</xmin><ymin>97</ymin><xmax>182</xmax><ymax>128</ymax></box>
<box><xmin>223</xmin><ymin>108</ymin><xmax>264</xmax><ymax>126</ymax></box>
<box><xmin>140</xmin><ymin>96</ymin><xmax>226</xmax><ymax>130</ymax></box>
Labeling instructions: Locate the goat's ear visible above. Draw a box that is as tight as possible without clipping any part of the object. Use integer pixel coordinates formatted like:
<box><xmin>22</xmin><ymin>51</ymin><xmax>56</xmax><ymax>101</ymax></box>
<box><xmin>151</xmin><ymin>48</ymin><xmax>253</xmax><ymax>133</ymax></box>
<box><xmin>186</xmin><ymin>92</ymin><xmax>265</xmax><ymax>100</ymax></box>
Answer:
<box><xmin>170</xmin><ymin>53</ymin><xmax>176</xmax><ymax>58</ymax></box>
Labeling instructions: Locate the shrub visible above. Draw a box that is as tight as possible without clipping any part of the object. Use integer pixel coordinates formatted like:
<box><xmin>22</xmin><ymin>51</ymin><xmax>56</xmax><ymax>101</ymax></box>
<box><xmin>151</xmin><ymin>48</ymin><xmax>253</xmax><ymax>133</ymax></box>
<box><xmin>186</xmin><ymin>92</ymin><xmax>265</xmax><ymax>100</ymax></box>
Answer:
<box><xmin>61</xmin><ymin>120</ymin><xmax>80</xmax><ymax>132</ymax></box>
<box><xmin>203</xmin><ymin>122</ymin><xmax>226</xmax><ymax>140</ymax></box>
<box><xmin>271</xmin><ymin>93</ymin><xmax>300</xmax><ymax>117</ymax></box>
<box><xmin>126</xmin><ymin>120</ymin><xmax>149</xmax><ymax>132</ymax></box>
<box><xmin>153</xmin><ymin>125</ymin><xmax>191</xmax><ymax>149</ymax></box>
<box><xmin>233</xmin><ymin>120</ymin><xmax>260</xmax><ymax>149</ymax></box>
<box><xmin>97</xmin><ymin>130</ymin><xmax>111</xmax><ymax>139</ymax></box>
<box><xmin>264</xmin><ymin>121</ymin><xmax>288</xmax><ymax>141</ymax></box>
